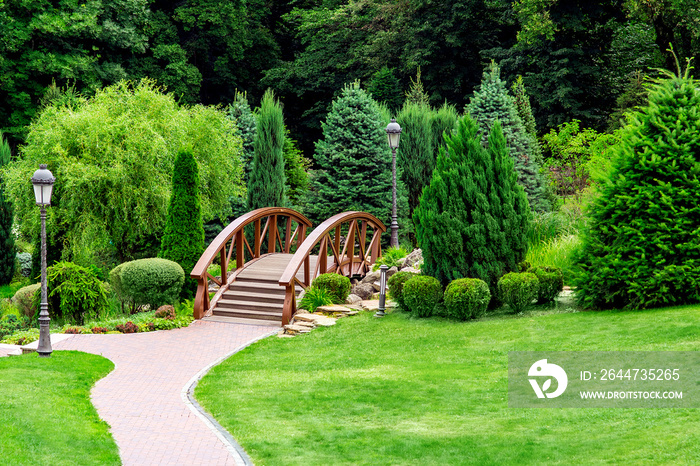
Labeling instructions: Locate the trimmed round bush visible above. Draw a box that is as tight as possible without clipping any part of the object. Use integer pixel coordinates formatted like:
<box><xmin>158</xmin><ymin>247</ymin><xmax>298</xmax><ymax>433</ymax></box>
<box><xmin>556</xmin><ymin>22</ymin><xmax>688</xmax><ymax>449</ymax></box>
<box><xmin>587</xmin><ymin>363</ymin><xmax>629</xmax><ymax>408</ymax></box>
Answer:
<box><xmin>444</xmin><ymin>278</ymin><xmax>491</xmax><ymax>320</ymax></box>
<box><xmin>498</xmin><ymin>272</ymin><xmax>539</xmax><ymax>313</ymax></box>
<box><xmin>403</xmin><ymin>275</ymin><xmax>443</xmax><ymax>318</ymax></box>
<box><xmin>12</xmin><ymin>283</ymin><xmax>40</xmax><ymax>318</ymax></box>
<box><xmin>117</xmin><ymin>258</ymin><xmax>184</xmax><ymax>311</ymax></box>
<box><xmin>527</xmin><ymin>266</ymin><xmax>563</xmax><ymax>303</ymax></box>
<box><xmin>388</xmin><ymin>271</ymin><xmax>418</xmax><ymax>312</ymax></box>
<box><xmin>311</xmin><ymin>273</ymin><xmax>351</xmax><ymax>304</ymax></box>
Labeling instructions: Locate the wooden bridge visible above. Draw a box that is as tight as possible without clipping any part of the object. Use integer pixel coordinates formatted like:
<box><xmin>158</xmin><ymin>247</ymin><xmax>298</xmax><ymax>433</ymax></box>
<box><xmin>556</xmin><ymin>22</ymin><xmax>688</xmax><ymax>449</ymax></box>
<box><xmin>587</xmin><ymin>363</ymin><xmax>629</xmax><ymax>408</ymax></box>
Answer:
<box><xmin>190</xmin><ymin>208</ymin><xmax>386</xmax><ymax>326</ymax></box>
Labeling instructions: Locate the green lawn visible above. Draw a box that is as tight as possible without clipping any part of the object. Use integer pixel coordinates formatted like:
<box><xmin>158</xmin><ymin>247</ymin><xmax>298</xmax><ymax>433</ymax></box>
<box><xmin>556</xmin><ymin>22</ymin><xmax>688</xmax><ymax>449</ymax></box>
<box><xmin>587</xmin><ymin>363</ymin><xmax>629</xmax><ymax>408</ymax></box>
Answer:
<box><xmin>196</xmin><ymin>307</ymin><xmax>700</xmax><ymax>465</ymax></box>
<box><xmin>0</xmin><ymin>351</ymin><xmax>119</xmax><ymax>466</ymax></box>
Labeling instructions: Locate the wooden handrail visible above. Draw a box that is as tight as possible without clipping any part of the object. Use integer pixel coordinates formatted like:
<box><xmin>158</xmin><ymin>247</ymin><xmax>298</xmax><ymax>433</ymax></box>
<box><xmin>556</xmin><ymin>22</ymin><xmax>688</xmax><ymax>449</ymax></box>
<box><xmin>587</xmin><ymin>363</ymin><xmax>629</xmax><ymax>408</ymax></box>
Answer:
<box><xmin>279</xmin><ymin>211</ymin><xmax>386</xmax><ymax>325</ymax></box>
<box><xmin>190</xmin><ymin>207</ymin><xmax>311</xmax><ymax>319</ymax></box>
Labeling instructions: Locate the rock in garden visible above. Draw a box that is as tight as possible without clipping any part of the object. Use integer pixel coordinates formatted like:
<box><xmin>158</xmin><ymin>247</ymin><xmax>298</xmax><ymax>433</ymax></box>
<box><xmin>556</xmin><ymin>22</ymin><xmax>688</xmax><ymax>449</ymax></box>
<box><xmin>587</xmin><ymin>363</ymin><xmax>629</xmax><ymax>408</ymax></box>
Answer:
<box><xmin>372</xmin><ymin>281</ymin><xmax>381</xmax><ymax>292</ymax></box>
<box><xmin>400</xmin><ymin>266</ymin><xmax>421</xmax><ymax>274</ymax></box>
<box><xmin>316</xmin><ymin>305</ymin><xmax>352</xmax><ymax>313</ymax></box>
<box><xmin>346</xmin><ymin>294</ymin><xmax>363</xmax><ymax>305</ymax></box>
<box><xmin>361</xmin><ymin>271</ymin><xmax>381</xmax><ymax>284</ymax></box>
<box><xmin>386</xmin><ymin>266</ymin><xmax>399</xmax><ymax>278</ymax></box>
<box><xmin>352</xmin><ymin>283</ymin><xmax>374</xmax><ymax>300</ymax></box>
<box><xmin>403</xmin><ymin>248</ymin><xmax>423</xmax><ymax>268</ymax></box>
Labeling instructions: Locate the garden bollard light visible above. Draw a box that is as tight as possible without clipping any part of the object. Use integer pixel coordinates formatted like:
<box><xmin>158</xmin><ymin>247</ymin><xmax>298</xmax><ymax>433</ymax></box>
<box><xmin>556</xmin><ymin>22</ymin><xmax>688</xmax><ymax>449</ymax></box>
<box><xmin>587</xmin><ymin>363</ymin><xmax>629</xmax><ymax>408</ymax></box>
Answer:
<box><xmin>375</xmin><ymin>264</ymin><xmax>389</xmax><ymax>318</ymax></box>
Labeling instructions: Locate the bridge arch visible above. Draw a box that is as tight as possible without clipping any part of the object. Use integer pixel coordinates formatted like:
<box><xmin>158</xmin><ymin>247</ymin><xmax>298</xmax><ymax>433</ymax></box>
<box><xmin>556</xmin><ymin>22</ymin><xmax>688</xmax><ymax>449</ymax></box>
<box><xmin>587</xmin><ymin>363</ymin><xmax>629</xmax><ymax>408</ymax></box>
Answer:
<box><xmin>190</xmin><ymin>207</ymin><xmax>312</xmax><ymax>319</ymax></box>
<box><xmin>279</xmin><ymin>211</ymin><xmax>386</xmax><ymax>324</ymax></box>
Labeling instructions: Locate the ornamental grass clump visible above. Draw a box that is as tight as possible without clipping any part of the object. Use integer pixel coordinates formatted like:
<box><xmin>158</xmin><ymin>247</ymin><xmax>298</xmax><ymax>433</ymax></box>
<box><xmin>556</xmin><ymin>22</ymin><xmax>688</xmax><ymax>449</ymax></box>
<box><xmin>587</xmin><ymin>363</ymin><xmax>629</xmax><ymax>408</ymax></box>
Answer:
<box><xmin>498</xmin><ymin>272</ymin><xmax>539</xmax><ymax>313</ymax></box>
<box><xmin>444</xmin><ymin>278</ymin><xmax>491</xmax><ymax>320</ymax></box>
<box><xmin>310</xmin><ymin>273</ymin><xmax>351</xmax><ymax>304</ymax></box>
<box><xmin>527</xmin><ymin>266</ymin><xmax>564</xmax><ymax>303</ymax></box>
<box><xmin>574</xmin><ymin>62</ymin><xmax>700</xmax><ymax>309</ymax></box>
<box><xmin>388</xmin><ymin>271</ymin><xmax>418</xmax><ymax>312</ymax></box>
<box><xmin>299</xmin><ymin>287</ymin><xmax>334</xmax><ymax>312</ymax></box>
<box><xmin>403</xmin><ymin>275</ymin><xmax>443</xmax><ymax>318</ymax></box>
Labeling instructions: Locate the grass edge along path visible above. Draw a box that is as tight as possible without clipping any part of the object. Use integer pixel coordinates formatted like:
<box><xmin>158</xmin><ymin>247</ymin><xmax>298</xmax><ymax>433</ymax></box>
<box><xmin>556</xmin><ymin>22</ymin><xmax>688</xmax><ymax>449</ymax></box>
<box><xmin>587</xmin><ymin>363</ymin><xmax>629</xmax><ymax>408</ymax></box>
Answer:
<box><xmin>196</xmin><ymin>307</ymin><xmax>699</xmax><ymax>465</ymax></box>
<box><xmin>0</xmin><ymin>351</ymin><xmax>119</xmax><ymax>466</ymax></box>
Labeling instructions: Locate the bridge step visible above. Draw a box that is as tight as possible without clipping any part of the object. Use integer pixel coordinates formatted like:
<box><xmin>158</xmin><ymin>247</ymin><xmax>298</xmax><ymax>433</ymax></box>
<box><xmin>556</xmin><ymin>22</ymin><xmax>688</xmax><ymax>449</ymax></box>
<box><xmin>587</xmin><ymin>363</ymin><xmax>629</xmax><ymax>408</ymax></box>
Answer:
<box><xmin>214</xmin><ymin>308</ymin><xmax>283</xmax><ymax>321</ymax></box>
<box><xmin>216</xmin><ymin>298</ymin><xmax>285</xmax><ymax>313</ymax></box>
<box><xmin>202</xmin><ymin>315</ymin><xmax>282</xmax><ymax>327</ymax></box>
<box><xmin>221</xmin><ymin>290</ymin><xmax>285</xmax><ymax>304</ymax></box>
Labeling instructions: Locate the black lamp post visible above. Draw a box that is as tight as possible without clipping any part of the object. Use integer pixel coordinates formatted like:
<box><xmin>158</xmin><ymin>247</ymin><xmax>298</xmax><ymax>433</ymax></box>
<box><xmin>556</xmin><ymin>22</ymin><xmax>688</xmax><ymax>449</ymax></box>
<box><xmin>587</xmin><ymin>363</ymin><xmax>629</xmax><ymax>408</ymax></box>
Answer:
<box><xmin>385</xmin><ymin>118</ymin><xmax>402</xmax><ymax>248</ymax></box>
<box><xmin>31</xmin><ymin>164</ymin><xmax>55</xmax><ymax>358</ymax></box>
<box><xmin>374</xmin><ymin>265</ymin><xmax>389</xmax><ymax>318</ymax></box>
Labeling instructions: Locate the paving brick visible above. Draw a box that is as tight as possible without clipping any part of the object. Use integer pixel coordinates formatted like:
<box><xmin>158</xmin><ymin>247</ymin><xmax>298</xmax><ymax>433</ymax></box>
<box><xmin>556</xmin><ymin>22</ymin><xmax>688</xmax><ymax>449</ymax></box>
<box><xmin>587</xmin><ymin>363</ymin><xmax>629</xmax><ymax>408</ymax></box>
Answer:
<box><xmin>52</xmin><ymin>321</ymin><xmax>274</xmax><ymax>465</ymax></box>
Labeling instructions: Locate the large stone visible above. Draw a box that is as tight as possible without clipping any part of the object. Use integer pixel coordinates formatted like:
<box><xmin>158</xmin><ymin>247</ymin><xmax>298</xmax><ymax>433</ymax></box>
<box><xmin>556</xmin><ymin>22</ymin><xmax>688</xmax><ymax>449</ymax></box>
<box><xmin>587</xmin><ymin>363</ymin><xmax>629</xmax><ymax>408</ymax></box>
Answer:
<box><xmin>316</xmin><ymin>305</ymin><xmax>353</xmax><ymax>313</ymax></box>
<box><xmin>400</xmin><ymin>266</ymin><xmax>421</xmax><ymax>274</ymax></box>
<box><xmin>361</xmin><ymin>271</ymin><xmax>381</xmax><ymax>284</ymax></box>
<box><xmin>403</xmin><ymin>249</ymin><xmax>423</xmax><ymax>268</ymax></box>
<box><xmin>293</xmin><ymin>312</ymin><xmax>337</xmax><ymax>327</ymax></box>
<box><xmin>284</xmin><ymin>324</ymin><xmax>311</xmax><ymax>335</ymax></box>
<box><xmin>360</xmin><ymin>300</ymin><xmax>398</xmax><ymax>311</ymax></box>
<box><xmin>386</xmin><ymin>266</ymin><xmax>399</xmax><ymax>278</ymax></box>
<box><xmin>346</xmin><ymin>294</ymin><xmax>363</xmax><ymax>305</ymax></box>
<box><xmin>352</xmin><ymin>283</ymin><xmax>374</xmax><ymax>300</ymax></box>
<box><xmin>372</xmin><ymin>281</ymin><xmax>381</xmax><ymax>292</ymax></box>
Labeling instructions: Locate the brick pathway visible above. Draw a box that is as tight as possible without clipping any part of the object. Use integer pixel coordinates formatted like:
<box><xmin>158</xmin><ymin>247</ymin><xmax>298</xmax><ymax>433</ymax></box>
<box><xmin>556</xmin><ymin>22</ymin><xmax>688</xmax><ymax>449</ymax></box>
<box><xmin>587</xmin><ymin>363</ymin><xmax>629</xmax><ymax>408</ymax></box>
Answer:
<box><xmin>53</xmin><ymin>320</ymin><xmax>275</xmax><ymax>466</ymax></box>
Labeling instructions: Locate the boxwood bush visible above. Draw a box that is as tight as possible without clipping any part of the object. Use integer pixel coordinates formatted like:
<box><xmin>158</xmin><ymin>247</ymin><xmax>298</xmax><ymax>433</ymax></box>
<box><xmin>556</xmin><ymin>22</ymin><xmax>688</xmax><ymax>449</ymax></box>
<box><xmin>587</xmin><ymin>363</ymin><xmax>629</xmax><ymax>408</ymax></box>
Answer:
<box><xmin>527</xmin><ymin>266</ymin><xmax>563</xmax><ymax>303</ymax></box>
<box><xmin>388</xmin><ymin>271</ymin><xmax>418</xmax><ymax>312</ymax></box>
<box><xmin>112</xmin><ymin>258</ymin><xmax>184</xmax><ymax>311</ymax></box>
<box><xmin>403</xmin><ymin>275</ymin><xmax>443</xmax><ymax>318</ymax></box>
<box><xmin>498</xmin><ymin>272</ymin><xmax>539</xmax><ymax>313</ymax></box>
<box><xmin>444</xmin><ymin>278</ymin><xmax>491</xmax><ymax>320</ymax></box>
<box><xmin>311</xmin><ymin>273</ymin><xmax>351</xmax><ymax>304</ymax></box>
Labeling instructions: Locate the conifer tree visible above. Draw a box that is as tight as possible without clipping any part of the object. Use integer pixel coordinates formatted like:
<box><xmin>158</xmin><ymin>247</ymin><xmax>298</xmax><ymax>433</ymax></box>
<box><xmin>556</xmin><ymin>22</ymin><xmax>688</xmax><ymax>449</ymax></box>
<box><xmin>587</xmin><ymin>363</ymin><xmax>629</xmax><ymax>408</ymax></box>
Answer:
<box><xmin>160</xmin><ymin>148</ymin><xmax>205</xmax><ymax>298</ymax></box>
<box><xmin>368</xmin><ymin>67</ymin><xmax>402</xmax><ymax>111</ymax></box>
<box><xmin>283</xmin><ymin>129</ymin><xmax>310</xmax><ymax>207</ymax></box>
<box><xmin>467</xmin><ymin>62</ymin><xmax>550</xmax><ymax>212</ymax></box>
<box><xmin>227</xmin><ymin>91</ymin><xmax>257</xmax><ymax>183</ymax></box>
<box><xmin>413</xmin><ymin>116</ymin><xmax>530</xmax><ymax>297</ymax></box>
<box><xmin>397</xmin><ymin>102</ymin><xmax>434</xmax><ymax>218</ymax></box>
<box><xmin>247</xmin><ymin>89</ymin><xmax>286</xmax><ymax>210</ymax></box>
<box><xmin>305</xmin><ymin>82</ymin><xmax>392</xmax><ymax>226</ymax></box>
<box><xmin>575</xmin><ymin>63</ymin><xmax>700</xmax><ymax>310</ymax></box>
<box><xmin>430</xmin><ymin>102</ymin><xmax>458</xmax><ymax>157</ymax></box>
<box><xmin>405</xmin><ymin>68</ymin><xmax>430</xmax><ymax>107</ymax></box>
<box><xmin>0</xmin><ymin>132</ymin><xmax>14</xmax><ymax>285</ymax></box>
<box><xmin>511</xmin><ymin>76</ymin><xmax>537</xmax><ymax>139</ymax></box>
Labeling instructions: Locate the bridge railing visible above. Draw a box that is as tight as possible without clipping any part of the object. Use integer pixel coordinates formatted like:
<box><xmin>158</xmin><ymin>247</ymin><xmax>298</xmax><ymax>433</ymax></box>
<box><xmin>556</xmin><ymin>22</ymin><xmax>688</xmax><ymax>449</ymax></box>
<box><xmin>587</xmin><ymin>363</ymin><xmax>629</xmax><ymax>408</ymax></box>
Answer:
<box><xmin>279</xmin><ymin>211</ymin><xmax>386</xmax><ymax>325</ymax></box>
<box><xmin>190</xmin><ymin>207</ymin><xmax>312</xmax><ymax>319</ymax></box>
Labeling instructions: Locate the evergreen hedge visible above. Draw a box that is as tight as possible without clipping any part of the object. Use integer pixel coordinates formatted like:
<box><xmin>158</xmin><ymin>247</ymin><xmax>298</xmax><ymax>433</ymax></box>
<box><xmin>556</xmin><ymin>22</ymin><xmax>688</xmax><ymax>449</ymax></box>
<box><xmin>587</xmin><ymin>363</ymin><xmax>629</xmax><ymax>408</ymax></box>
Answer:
<box><xmin>388</xmin><ymin>271</ymin><xmax>418</xmax><ymax>312</ymax></box>
<box><xmin>574</xmin><ymin>66</ymin><xmax>700</xmax><ymax>309</ymax></box>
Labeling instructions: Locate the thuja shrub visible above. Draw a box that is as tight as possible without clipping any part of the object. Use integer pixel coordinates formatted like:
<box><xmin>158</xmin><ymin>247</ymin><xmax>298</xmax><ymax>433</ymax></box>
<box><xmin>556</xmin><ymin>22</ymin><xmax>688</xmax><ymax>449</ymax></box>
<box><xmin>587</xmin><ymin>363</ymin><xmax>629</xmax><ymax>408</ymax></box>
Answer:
<box><xmin>575</xmin><ymin>65</ymin><xmax>700</xmax><ymax>310</ymax></box>
<box><xmin>527</xmin><ymin>266</ymin><xmax>564</xmax><ymax>303</ymax></box>
<box><xmin>444</xmin><ymin>278</ymin><xmax>491</xmax><ymax>320</ymax></box>
<box><xmin>403</xmin><ymin>275</ymin><xmax>443</xmax><ymax>318</ymax></box>
<box><xmin>115</xmin><ymin>258</ymin><xmax>184</xmax><ymax>311</ymax></box>
<box><xmin>498</xmin><ymin>272</ymin><xmax>539</xmax><ymax>313</ymax></box>
<box><xmin>388</xmin><ymin>271</ymin><xmax>418</xmax><ymax>312</ymax></box>
<box><xmin>311</xmin><ymin>273</ymin><xmax>351</xmax><ymax>304</ymax></box>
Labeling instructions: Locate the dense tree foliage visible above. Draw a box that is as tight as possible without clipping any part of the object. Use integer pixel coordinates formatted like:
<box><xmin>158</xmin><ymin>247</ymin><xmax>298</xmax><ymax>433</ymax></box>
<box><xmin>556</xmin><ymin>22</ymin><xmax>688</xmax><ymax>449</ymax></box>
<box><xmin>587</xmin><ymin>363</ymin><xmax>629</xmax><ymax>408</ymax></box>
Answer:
<box><xmin>160</xmin><ymin>148</ymin><xmax>205</xmax><ymax>299</ymax></box>
<box><xmin>3</xmin><ymin>80</ymin><xmax>243</xmax><ymax>267</ymax></box>
<box><xmin>304</xmin><ymin>82</ymin><xmax>392</xmax><ymax>226</ymax></box>
<box><xmin>413</xmin><ymin>116</ymin><xmax>530</xmax><ymax>298</ymax></box>
<box><xmin>0</xmin><ymin>137</ymin><xmax>15</xmax><ymax>285</ymax></box>
<box><xmin>575</xmin><ymin>66</ymin><xmax>700</xmax><ymax>309</ymax></box>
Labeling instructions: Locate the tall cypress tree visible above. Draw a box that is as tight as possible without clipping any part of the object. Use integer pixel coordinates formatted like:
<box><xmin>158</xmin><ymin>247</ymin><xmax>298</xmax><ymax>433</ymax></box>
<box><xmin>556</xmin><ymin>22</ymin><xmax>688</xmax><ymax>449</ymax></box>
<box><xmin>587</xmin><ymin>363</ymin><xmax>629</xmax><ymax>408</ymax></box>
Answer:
<box><xmin>575</xmin><ymin>64</ymin><xmax>700</xmax><ymax>310</ymax></box>
<box><xmin>467</xmin><ymin>62</ymin><xmax>551</xmax><ymax>212</ymax></box>
<box><xmin>248</xmin><ymin>89</ymin><xmax>286</xmax><ymax>210</ymax></box>
<box><xmin>0</xmin><ymin>132</ymin><xmax>14</xmax><ymax>285</ymax></box>
<box><xmin>430</xmin><ymin>102</ymin><xmax>458</xmax><ymax>158</ymax></box>
<box><xmin>397</xmin><ymin>102</ymin><xmax>434</xmax><ymax>219</ymax></box>
<box><xmin>160</xmin><ymin>148</ymin><xmax>205</xmax><ymax>298</ymax></box>
<box><xmin>413</xmin><ymin>116</ymin><xmax>530</xmax><ymax>297</ymax></box>
<box><xmin>305</xmin><ymin>82</ymin><xmax>392</xmax><ymax>226</ymax></box>
<box><xmin>227</xmin><ymin>91</ymin><xmax>257</xmax><ymax>184</ymax></box>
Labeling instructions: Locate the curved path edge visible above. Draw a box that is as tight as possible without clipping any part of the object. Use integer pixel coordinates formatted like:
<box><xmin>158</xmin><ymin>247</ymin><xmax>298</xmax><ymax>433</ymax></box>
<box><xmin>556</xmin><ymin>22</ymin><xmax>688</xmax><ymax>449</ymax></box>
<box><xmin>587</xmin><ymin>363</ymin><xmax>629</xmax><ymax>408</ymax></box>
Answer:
<box><xmin>181</xmin><ymin>328</ymin><xmax>279</xmax><ymax>466</ymax></box>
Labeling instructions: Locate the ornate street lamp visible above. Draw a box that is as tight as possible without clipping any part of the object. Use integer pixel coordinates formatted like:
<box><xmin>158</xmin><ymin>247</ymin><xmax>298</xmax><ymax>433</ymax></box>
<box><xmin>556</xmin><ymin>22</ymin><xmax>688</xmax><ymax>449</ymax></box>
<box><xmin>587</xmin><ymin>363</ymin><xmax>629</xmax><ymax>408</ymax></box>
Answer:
<box><xmin>385</xmin><ymin>118</ymin><xmax>402</xmax><ymax>248</ymax></box>
<box><xmin>31</xmin><ymin>164</ymin><xmax>55</xmax><ymax>358</ymax></box>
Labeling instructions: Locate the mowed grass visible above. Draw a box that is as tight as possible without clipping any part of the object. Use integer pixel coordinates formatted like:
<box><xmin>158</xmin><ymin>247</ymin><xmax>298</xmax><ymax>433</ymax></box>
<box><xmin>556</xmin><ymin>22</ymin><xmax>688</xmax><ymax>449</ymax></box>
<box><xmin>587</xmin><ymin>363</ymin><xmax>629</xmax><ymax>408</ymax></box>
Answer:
<box><xmin>196</xmin><ymin>307</ymin><xmax>700</xmax><ymax>465</ymax></box>
<box><xmin>0</xmin><ymin>351</ymin><xmax>119</xmax><ymax>466</ymax></box>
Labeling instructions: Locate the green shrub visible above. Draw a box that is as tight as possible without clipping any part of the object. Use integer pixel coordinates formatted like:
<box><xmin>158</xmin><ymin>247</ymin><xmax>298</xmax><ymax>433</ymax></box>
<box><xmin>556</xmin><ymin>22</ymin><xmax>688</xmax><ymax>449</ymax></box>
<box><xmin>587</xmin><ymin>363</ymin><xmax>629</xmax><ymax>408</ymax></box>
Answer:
<box><xmin>298</xmin><ymin>286</ymin><xmax>334</xmax><ymax>312</ymax></box>
<box><xmin>46</xmin><ymin>261</ymin><xmax>109</xmax><ymax>325</ymax></box>
<box><xmin>372</xmin><ymin>247</ymin><xmax>408</xmax><ymax>271</ymax></box>
<box><xmin>311</xmin><ymin>273</ymin><xmax>351</xmax><ymax>304</ymax></box>
<box><xmin>388</xmin><ymin>271</ymin><xmax>418</xmax><ymax>312</ymax></box>
<box><xmin>403</xmin><ymin>275</ymin><xmax>443</xmax><ymax>318</ymax></box>
<box><xmin>527</xmin><ymin>266</ymin><xmax>564</xmax><ymax>303</ymax></box>
<box><xmin>116</xmin><ymin>258</ymin><xmax>184</xmax><ymax>311</ymax></box>
<box><xmin>0</xmin><ymin>313</ymin><xmax>25</xmax><ymax>341</ymax></box>
<box><xmin>444</xmin><ymin>278</ymin><xmax>491</xmax><ymax>320</ymax></box>
<box><xmin>498</xmin><ymin>272</ymin><xmax>539</xmax><ymax>313</ymax></box>
<box><xmin>15</xmin><ymin>253</ymin><xmax>32</xmax><ymax>278</ymax></box>
<box><xmin>12</xmin><ymin>283</ymin><xmax>40</xmax><ymax>318</ymax></box>
<box><xmin>0</xmin><ymin>328</ymin><xmax>39</xmax><ymax>345</ymax></box>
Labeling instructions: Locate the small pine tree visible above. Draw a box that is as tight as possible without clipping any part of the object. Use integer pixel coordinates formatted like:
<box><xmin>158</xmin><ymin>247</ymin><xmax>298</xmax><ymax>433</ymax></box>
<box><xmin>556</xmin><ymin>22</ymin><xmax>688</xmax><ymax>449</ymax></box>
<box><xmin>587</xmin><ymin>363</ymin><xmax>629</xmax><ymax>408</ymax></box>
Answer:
<box><xmin>368</xmin><ymin>67</ymin><xmax>403</xmax><ymax>111</ymax></box>
<box><xmin>305</xmin><ymin>82</ymin><xmax>392</xmax><ymax>226</ymax></box>
<box><xmin>575</xmin><ymin>63</ymin><xmax>700</xmax><ymax>310</ymax></box>
<box><xmin>0</xmin><ymin>133</ymin><xmax>14</xmax><ymax>285</ymax></box>
<box><xmin>248</xmin><ymin>89</ymin><xmax>286</xmax><ymax>210</ymax></box>
<box><xmin>405</xmin><ymin>67</ymin><xmax>430</xmax><ymax>107</ymax></box>
<box><xmin>511</xmin><ymin>76</ymin><xmax>537</xmax><ymax>138</ymax></box>
<box><xmin>413</xmin><ymin>116</ymin><xmax>530</xmax><ymax>297</ymax></box>
<box><xmin>397</xmin><ymin>102</ymin><xmax>434</xmax><ymax>218</ymax></box>
<box><xmin>227</xmin><ymin>91</ymin><xmax>257</xmax><ymax>183</ymax></box>
<box><xmin>160</xmin><ymin>148</ymin><xmax>205</xmax><ymax>298</ymax></box>
<box><xmin>467</xmin><ymin>62</ymin><xmax>551</xmax><ymax>212</ymax></box>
